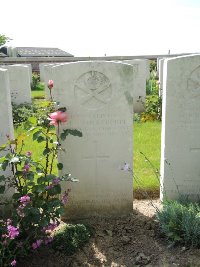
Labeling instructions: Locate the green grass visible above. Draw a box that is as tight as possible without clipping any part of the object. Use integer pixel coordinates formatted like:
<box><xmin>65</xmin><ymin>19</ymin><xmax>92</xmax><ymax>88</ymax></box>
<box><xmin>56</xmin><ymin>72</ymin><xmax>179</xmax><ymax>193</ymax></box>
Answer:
<box><xmin>31</xmin><ymin>90</ymin><xmax>45</xmax><ymax>99</ymax></box>
<box><xmin>15</xmin><ymin>127</ymin><xmax>58</xmax><ymax>176</ymax></box>
<box><xmin>15</xmin><ymin>120</ymin><xmax>161</xmax><ymax>191</ymax></box>
<box><xmin>134</xmin><ymin>121</ymin><xmax>161</xmax><ymax>190</ymax></box>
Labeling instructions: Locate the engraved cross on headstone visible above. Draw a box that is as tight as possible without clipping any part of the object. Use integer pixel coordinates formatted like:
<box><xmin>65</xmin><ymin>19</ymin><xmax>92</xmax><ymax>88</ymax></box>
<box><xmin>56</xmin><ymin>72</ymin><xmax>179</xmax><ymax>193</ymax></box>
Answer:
<box><xmin>82</xmin><ymin>141</ymin><xmax>110</xmax><ymax>175</ymax></box>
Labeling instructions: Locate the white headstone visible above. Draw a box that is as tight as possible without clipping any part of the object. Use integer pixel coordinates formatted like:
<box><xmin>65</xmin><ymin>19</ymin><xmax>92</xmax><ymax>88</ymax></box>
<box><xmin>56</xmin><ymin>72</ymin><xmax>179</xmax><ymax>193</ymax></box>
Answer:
<box><xmin>2</xmin><ymin>65</ymin><xmax>32</xmax><ymax>104</ymax></box>
<box><xmin>123</xmin><ymin>59</ymin><xmax>149</xmax><ymax>113</ymax></box>
<box><xmin>51</xmin><ymin>61</ymin><xmax>133</xmax><ymax>219</ymax></box>
<box><xmin>0</xmin><ymin>68</ymin><xmax>15</xmax><ymax>203</ymax></box>
<box><xmin>161</xmin><ymin>54</ymin><xmax>200</xmax><ymax>200</ymax></box>
<box><xmin>40</xmin><ymin>63</ymin><xmax>60</xmax><ymax>100</ymax></box>
<box><xmin>158</xmin><ymin>58</ymin><xmax>166</xmax><ymax>97</ymax></box>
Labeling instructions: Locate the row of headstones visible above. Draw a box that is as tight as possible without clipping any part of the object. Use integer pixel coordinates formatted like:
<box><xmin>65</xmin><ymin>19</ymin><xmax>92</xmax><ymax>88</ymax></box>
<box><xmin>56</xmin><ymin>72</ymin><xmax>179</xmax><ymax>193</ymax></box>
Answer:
<box><xmin>40</xmin><ymin>59</ymin><xmax>150</xmax><ymax>113</ymax></box>
<box><xmin>0</xmin><ymin>64</ymin><xmax>32</xmax><ymax>105</ymax></box>
<box><xmin>0</xmin><ymin>65</ymin><xmax>32</xmax><ymax>205</ymax></box>
<box><xmin>1</xmin><ymin>56</ymin><xmax>200</xmax><ymax>219</ymax></box>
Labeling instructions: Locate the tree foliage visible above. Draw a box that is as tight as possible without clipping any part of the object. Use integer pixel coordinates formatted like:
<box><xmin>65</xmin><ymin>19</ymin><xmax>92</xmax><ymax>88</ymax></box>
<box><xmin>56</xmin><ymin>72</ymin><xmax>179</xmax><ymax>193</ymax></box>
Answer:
<box><xmin>0</xmin><ymin>34</ymin><xmax>11</xmax><ymax>46</ymax></box>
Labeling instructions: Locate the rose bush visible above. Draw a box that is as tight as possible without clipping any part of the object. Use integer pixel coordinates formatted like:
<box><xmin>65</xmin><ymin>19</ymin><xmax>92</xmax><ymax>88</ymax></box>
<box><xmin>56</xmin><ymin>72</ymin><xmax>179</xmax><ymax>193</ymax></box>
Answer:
<box><xmin>0</xmin><ymin>80</ymin><xmax>82</xmax><ymax>266</ymax></box>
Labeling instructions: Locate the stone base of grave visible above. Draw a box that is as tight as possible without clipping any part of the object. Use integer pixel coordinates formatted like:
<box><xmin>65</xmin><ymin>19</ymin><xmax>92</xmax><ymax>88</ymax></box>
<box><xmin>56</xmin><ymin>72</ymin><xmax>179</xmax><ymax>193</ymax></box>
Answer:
<box><xmin>62</xmin><ymin>201</ymin><xmax>133</xmax><ymax>220</ymax></box>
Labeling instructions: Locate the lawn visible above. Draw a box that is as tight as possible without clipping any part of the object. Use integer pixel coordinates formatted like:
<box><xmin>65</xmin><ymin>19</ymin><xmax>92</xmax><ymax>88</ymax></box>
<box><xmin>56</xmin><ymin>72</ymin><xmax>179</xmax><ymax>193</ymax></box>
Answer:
<box><xmin>31</xmin><ymin>90</ymin><xmax>45</xmax><ymax>99</ymax></box>
<box><xmin>134</xmin><ymin>121</ymin><xmax>161</xmax><ymax>191</ymax></box>
<box><xmin>15</xmin><ymin>126</ymin><xmax>58</xmax><ymax>176</ymax></box>
<box><xmin>15</xmin><ymin>120</ymin><xmax>161</xmax><ymax>192</ymax></box>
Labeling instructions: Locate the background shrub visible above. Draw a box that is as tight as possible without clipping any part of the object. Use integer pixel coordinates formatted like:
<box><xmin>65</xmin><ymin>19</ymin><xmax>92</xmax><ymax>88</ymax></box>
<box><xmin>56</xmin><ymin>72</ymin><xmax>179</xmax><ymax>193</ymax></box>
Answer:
<box><xmin>12</xmin><ymin>101</ymin><xmax>54</xmax><ymax>127</ymax></box>
<box><xmin>157</xmin><ymin>199</ymin><xmax>200</xmax><ymax>247</ymax></box>
<box><xmin>31</xmin><ymin>73</ymin><xmax>44</xmax><ymax>91</ymax></box>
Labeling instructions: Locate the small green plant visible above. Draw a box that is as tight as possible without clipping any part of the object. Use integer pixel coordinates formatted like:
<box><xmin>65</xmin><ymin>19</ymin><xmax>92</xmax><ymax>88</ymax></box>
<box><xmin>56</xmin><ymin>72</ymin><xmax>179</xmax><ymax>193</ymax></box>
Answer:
<box><xmin>141</xmin><ymin>95</ymin><xmax>162</xmax><ymax>122</ymax></box>
<box><xmin>133</xmin><ymin>113</ymin><xmax>141</xmax><ymax>122</ymax></box>
<box><xmin>52</xmin><ymin>224</ymin><xmax>93</xmax><ymax>255</ymax></box>
<box><xmin>157</xmin><ymin>199</ymin><xmax>200</xmax><ymax>247</ymax></box>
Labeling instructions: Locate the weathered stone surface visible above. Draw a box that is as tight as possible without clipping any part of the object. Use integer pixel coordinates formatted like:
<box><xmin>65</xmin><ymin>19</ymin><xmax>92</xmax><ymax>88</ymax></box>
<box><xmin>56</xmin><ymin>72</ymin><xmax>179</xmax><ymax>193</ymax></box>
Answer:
<box><xmin>161</xmin><ymin>54</ymin><xmax>200</xmax><ymax>200</ymax></box>
<box><xmin>123</xmin><ymin>59</ymin><xmax>150</xmax><ymax>113</ymax></box>
<box><xmin>51</xmin><ymin>61</ymin><xmax>133</xmax><ymax>219</ymax></box>
<box><xmin>2</xmin><ymin>65</ymin><xmax>32</xmax><ymax>104</ymax></box>
<box><xmin>0</xmin><ymin>68</ymin><xmax>15</xmax><ymax>204</ymax></box>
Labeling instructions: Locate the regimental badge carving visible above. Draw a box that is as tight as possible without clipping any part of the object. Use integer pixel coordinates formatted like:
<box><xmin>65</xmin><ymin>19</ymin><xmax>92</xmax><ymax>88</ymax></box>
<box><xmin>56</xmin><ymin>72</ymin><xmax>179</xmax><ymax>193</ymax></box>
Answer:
<box><xmin>187</xmin><ymin>65</ymin><xmax>200</xmax><ymax>97</ymax></box>
<box><xmin>74</xmin><ymin>71</ymin><xmax>112</xmax><ymax>109</ymax></box>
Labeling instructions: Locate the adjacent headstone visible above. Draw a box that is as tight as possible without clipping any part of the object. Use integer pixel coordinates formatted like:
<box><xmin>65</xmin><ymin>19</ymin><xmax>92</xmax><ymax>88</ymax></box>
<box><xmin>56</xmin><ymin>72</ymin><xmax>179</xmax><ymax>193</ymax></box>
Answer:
<box><xmin>40</xmin><ymin>63</ymin><xmax>60</xmax><ymax>100</ymax></box>
<box><xmin>161</xmin><ymin>54</ymin><xmax>200</xmax><ymax>200</ymax></box>
<box><xmin>158</xmin><ymin>58</ymin><xmax>166</xmax><ymax>97</ymax></box>
<box><xmin>15</xmin><ymin>64</ymin><xmax>32</xmax><ymax>82</ymax></box>
<box><xmin>123</xmin><ymin>59</ymin><xmax>150</xmax><ymax>113</ymax></box>
<box><xmin>51</xmin><ymin>61</ymin><xmax>133</xmax><ymax>219</ymax></box>
<box><xmin>2</xmin><ymin>65</ymin><xmax>32</xmax><ymax>104</ymax></box>
<box><xmin>0</xmin><ymin>68</ymin><xmax>15</xmax><ymax>204</ymax></box>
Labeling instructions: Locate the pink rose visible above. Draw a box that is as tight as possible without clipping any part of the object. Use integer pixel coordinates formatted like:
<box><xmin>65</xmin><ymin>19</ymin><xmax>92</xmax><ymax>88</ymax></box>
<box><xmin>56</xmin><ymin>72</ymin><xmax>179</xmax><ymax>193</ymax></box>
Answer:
<box><xmin>48</xmin><ymin>80</ymin><xmax>54</xmax><ymax>89</ymax></box>
<box><xmin>48</xmin><ymin>111</ymin><xmax>68</xmax><ymax>126</ymax></box>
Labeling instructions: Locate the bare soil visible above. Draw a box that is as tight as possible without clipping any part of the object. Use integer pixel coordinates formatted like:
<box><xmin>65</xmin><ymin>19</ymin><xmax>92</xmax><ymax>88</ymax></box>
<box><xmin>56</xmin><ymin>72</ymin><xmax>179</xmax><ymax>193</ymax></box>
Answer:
<box><xmin>18</xmin><ymin>199</ymin><xmax>200</xmax><ymax>267</ymax></box>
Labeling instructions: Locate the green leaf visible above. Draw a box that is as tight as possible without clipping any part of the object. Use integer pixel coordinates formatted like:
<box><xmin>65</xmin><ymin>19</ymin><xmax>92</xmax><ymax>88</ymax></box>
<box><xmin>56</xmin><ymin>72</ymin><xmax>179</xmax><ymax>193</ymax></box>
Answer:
<box><xmin>48</xmin><ymin>184</ymin><xmax>61</xmax><ymax>196</ymax></box>
<box><xmin>27</xmin><ymin>172</ymin><xmax>34</xmax><ymax>181</ymax></box>
<box><xmin>12</xmin><ymin>193</ymin><xmax>21</xmax><ymax>200</ymax></box>
<box><xmin>43</xmin><ymin>148</ymin><xmax>51</xmax><ymax>156</ymax></box>
<box><xmin>60</xmin><ymin>129</ymin><xmax>82</xmax><ymax>141</ymax></box>
<box><xmin>33</xmin><ymin>130</ymin><xmax>42</xmax><ymax>141</ymax></box>
<box><xmin>57</xmin><ymin>206</ymin><xmax>65</xmax><ymax>214</ymax></box>
<box><xmin>40</xmin><ymin>218</ymin><xmax>49</xmax><ymax>227</ymax></box>
<box><xmin>37</xmin><ymin>136</ymin><xmax>46</xmax><ymax>143</ymax></box>
<box><xmin>15</xmin><ymin>170</ymin><xmax>23</xmax><ymax>176</ymax></box>
<box><xmin>0</xmin><ymin>175</ymin><xmax>5</xmax><ymax>182</ymax></box>
<box><xmin>37</xmin><ymin>177</ymin><xmax>45</xmax><ymax>184</ymax></box>
<box><xmin>57</xmin><ymin>163</ymin><xmax>63</xmax><ymax>170</ymax></box>
<box><xmin>33</xmin><ymin>184</ymin><xmax>46</xmax><ymax>193</ymax></box>
<box><xmin>0</xmin><ymin>185</ymin><xmax>5</xmax><ymax>194</ymax></box>
<box><xmin>45</xmin><ymin>174</ymin><xmax>56</xmax><ymax>182</ymax></box>
<box><xmin>36</xmin><ymin>167</ymin><xmax>43</xmax><ymax>173</ymax></box>
<box><xmin>27</xmin><ymin>181</ymin><xmax>35</xmax><ymax>187</ymax></box>
<box><xmin>0</xmin><ymin>144</ymin><xmax>7</xmax><ymax>151</ymax></box>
